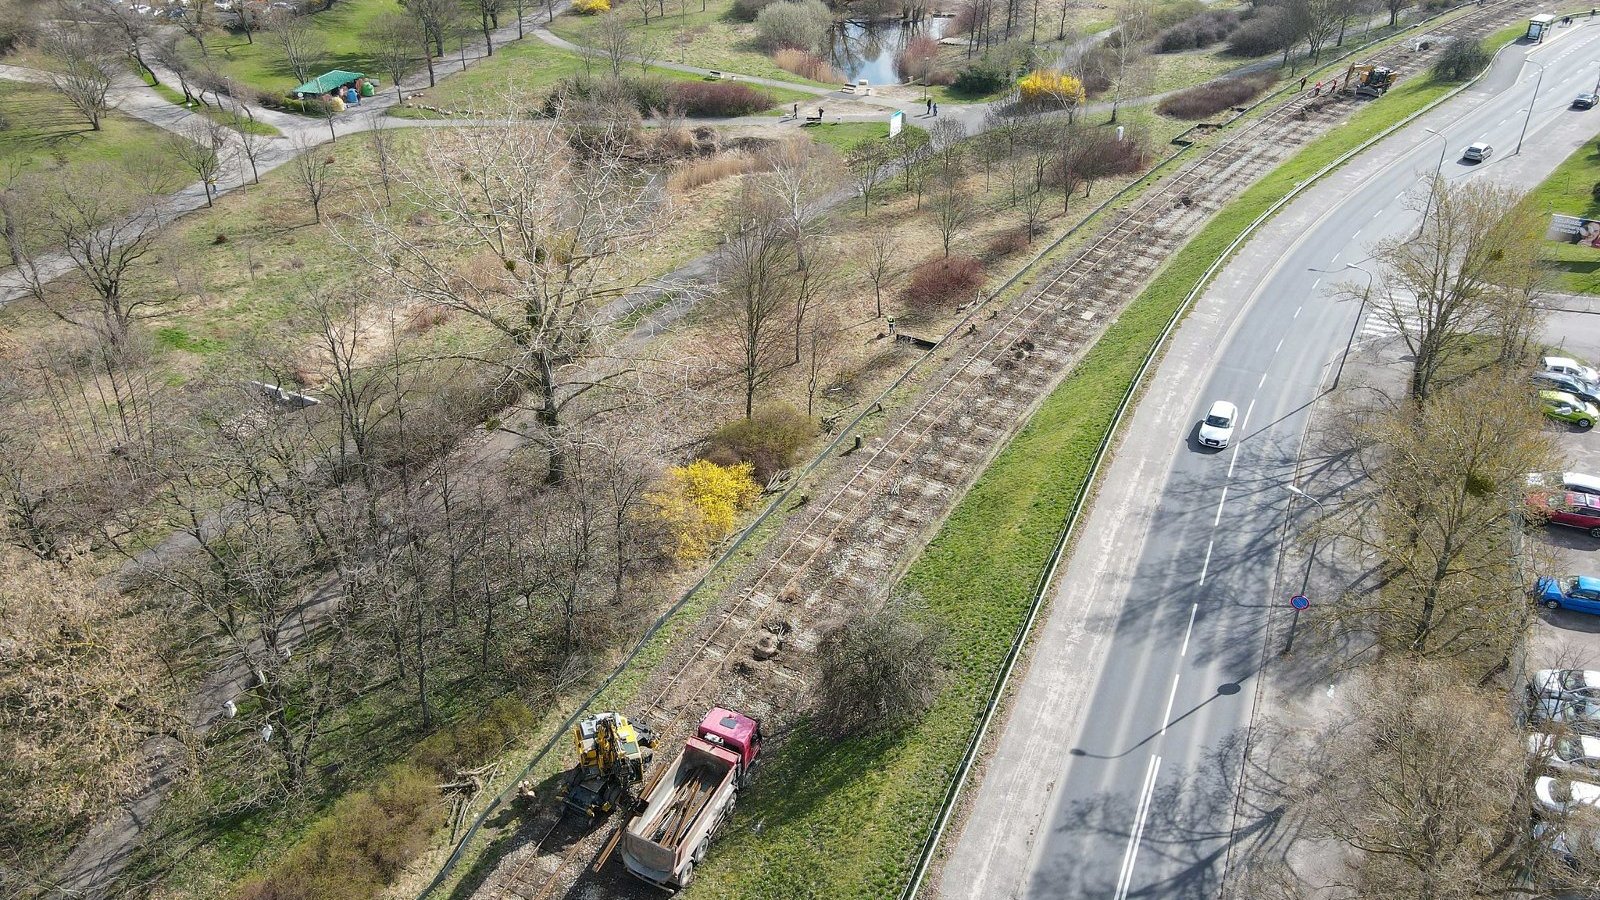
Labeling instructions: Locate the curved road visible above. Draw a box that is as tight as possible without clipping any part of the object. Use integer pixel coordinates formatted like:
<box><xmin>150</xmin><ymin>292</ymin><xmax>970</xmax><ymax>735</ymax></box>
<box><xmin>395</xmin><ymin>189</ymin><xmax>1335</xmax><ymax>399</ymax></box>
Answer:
<box><xmin>940</xmin><ymin>16</ymin><xmax>1600</xmax><ymax>900</ymax></box>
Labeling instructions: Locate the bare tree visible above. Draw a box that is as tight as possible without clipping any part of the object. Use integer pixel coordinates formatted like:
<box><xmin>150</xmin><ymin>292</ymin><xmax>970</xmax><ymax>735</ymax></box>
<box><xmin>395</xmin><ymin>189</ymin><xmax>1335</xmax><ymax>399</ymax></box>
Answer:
<box><xmin>268</xmin><ymin>9</ymin><xmax>326</xmax><ymax>86</ymax></box>
<box><xmin>633</xmin><ymin>0</ymin><xmax>654</xmax><ymax>25</ymax></box>
<box><xmin>164</xmin><ymin>0</ymin><xmax>214</xmax><ymax>53</ymax></box>
<box><xmin>36</xmin><ymin>21</ymin><xmax>116</xmax><ymax>131</ymax></box>
<box><xmin>170</xmin><ymin>118</ymin><xmax>231</xmax><ymax>208</ymax></box>
<box><xmin>348</xmin><ymin>114</ymin><xmax>662</xmax><ymax>483</ymax></box>
<box><xmin>367</xmin><ymin>12</ymin><xmax>421</xmax><ymax>100</ymax></box>
<box><xmin>468</xmin><ymin>0</ymin><xmax>506</xmax><ymax>55</ymax></box>
<box><xmin>89</xmin><ymin>2</ymin><xmax>159</xmax><ymax>85</ymax></box>
<box><xmin>595</xmin><ymin>11</ymin><xmax>634</xmax><ymax>78</ymax></box>
<box><xmin>1385</xmin><ymin>0</ymin><xmax>1411</xmax><ymax>26</ymax></box>
<box><xmin>407</xmin><ymin>0</ymin><xmax>461</xmax><ymax>63</ymax></box>
<box><xmin>863</xmin><ymin>222</ymin><xmax>898</xmax><ymax>318</ymax></box>
<box><xmin>846</xmin><ymin>138</ymin><xmax>891</xmax><ymax>217</ymax></box>
<box><xmin>931</xmin><ymin>174</ymin><xmax>975</xmax><ymax>258</ymax></box>
<box><xmin>762</xmin><ymin>139</ymin><xmax>837</xmax><ymax>271</ymax></box>
<box><xmin>1107</xmin><ymin>0</ymin><xmax>1151</xmax><ymax>123</ymax></box>
<box><xmin>232</xmin><ymin>102</ymin><xmax>269</xmax><ymax>185</ymax></box>
<box><xmin>714</xmin><ymin>191</ymin><xmax>794</xmax><ymax>419</ymax></box>
<box><xmin>288</xmin><ymin>136</ymin><xmax>336</xmax><ymax>223</ymax></box>
<box><xmin>1366</xmin><ymin>178</ymin><xmax>1542</xmax><ymax>403</ymax></box>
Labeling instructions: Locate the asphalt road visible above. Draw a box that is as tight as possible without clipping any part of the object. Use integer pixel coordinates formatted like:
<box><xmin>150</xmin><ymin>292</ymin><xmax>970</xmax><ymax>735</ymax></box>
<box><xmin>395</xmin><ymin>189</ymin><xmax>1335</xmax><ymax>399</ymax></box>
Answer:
<box><xmin>940</xmin><ymin>17</ymin><xmax>1600</xmax><ymax>900</ymax></box>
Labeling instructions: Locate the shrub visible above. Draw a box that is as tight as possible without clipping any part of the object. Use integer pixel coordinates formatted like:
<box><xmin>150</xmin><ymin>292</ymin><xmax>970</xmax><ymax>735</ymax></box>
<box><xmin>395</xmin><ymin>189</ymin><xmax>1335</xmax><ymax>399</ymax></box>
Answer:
<box><xmin>775</xmin><ymin>48</ymin><xmax>842</xmax><ymax>82</ymax></box>
<box><xmin>1155</xmin><ymin>9</ymin><xmax>1240</xmax><ymax>52</ymax></box>
<box><xmin>1591</xmin><ymin>181</ymin><xmax>1600</xmax><ymax>204</ymax></box>
<box><xmin>1017</xmin><ymin>69</ymin><xmax>1085</xmax><ymax>108</ymax></box>
<box><xmin>1075</xmin><ymin>46</ymin><xmax>1114</xmax><ymax>95</ymax></box>
<box><xmin>951</xmin><ymin>64</ymin><xmax>1007</xmax><ymax>96</ymax></box>
<box><xmin>668</xmin><ymin>80</ymin><xmax>775</xmax><ymax>116</ymax></box>
<box><xmin>410</xmin><ymin>699</ymin><xmax>532</xmax><ymax>776</ymax></box>
<box><xmin>896</xmin><ymin>34</ymin><xmax>941</xmax><ymax>83</ymax></box>
<box><xmin>730</xmin><ymin>0</ymin><xmax>777</xmax><ymax>20</ymax></box>
<box><xmin>669</xmin><ymin>153</ymin><xmax>761</xmax><ymax>191</ymax></box>
<box><xmin>1433</xmin><ymin>37</ymin><xmax>1490</xmax><ymax>82</ymax></box>
<box><xmin>648</xmin><ymin>459</ymin><xmax>762</xmax><ymax>561</ymax></box>
<box><xmin>575</xmin><ymin>0</ymin><xmax>610</xmax><ymax>12</ymax></box>
<box><xmin>277</xmin><ymin>96</ymin><xmax>335</xmax><ymax>116</ymax></box>
<box><xmin>985</xmin><ymin>225</ymin><xmax>1031</xmax><ymax>259</ymax></box>
<box><xmin>755</xmin><ymin>0</ymin><xmax>831</xmax><ymax>52</ymax></box>
<box><xmin>812</xmin><ymin>597</ymin><xmax>943</xmax><ymax>737</ymax></box>
<box><xmin>706</xmin><ymin>403</ymin><xmax>819</xmax><ymax>482</ymax></box>
<box><xmin>902</xmin><ymin>255</ymin><xmax>985</xmax><ymax>311</ymax></box>
<box><xmin>1155</xmin><ymin>70</ymin><xmax>1278</xmax><ymax>119</ymax></box>
<box><xmin>1227</xmin><ymin>8</ymin><xmax>1292</xmax><ymax>57</ymax></box>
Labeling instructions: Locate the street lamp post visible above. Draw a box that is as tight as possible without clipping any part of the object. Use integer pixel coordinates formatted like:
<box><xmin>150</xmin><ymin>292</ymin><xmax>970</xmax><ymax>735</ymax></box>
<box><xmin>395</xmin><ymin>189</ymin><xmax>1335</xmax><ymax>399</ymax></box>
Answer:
<box><xmin>1418</xmin><ymin>127</ymin><xmax>1449</xmax><ymax>236</ymax></box>
<box><xmin>1310</xmin><ymin>261</ymin><xmax>1374</xmax><ymax>390</ymax></box>
<box><xmin>1515</xmin><ymin>59</ymin><xmax>1547</xmax><ymax>155</ymax></box>
<box><xmin>1282</xmin><ymin>483</ymin><xmax>1328</xmax><ymax>655</ymax></box>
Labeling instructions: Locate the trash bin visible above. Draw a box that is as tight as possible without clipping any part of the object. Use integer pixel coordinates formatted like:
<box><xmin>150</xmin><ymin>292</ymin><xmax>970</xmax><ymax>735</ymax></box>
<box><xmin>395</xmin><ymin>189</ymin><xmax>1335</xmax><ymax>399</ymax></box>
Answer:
<box><xmin>359</xmin><ymin>81</ymin><xmax>375</xmax><ymax>98</ymax></box>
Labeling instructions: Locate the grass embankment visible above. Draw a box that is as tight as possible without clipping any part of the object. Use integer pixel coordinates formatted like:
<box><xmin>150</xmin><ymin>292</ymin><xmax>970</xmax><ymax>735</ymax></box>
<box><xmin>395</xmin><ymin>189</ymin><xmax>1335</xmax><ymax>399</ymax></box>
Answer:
<box><xmin>1526</xmin><ymin>123</ymin><xmax>1600</xmax><ymax>294</ymax></box>
<box><xmin>0</xmin><ymin>79</ymin><xmax>183</xmax><ymax>174</ymax></box>
<box><xmin>146</xmin><ymin>79</ymin><xmax>282</xmax><ymax>136</ymax></box>
<box><xmin>184</xmin><ymin>0</ymin><xmax>394</xmax><ymax>95</ymax></box>
<box><xmin>680</xmin><ymin>60</ymin><xmax>1478</xmax><ymax>900</ymax></box>
<box><xmin>396</xmin><ymin>34</ymin><xmax>814</xmax><ymax>117</ymax></box>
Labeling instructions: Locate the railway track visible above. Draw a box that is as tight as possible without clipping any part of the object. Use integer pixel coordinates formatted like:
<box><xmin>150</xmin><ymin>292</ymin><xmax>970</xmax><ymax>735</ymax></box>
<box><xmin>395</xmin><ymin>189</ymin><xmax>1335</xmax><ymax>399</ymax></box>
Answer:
<box><xmin>481</xmin><ymin>3</ymin><xmax>1545</xmax><ymax>896</ymax></box>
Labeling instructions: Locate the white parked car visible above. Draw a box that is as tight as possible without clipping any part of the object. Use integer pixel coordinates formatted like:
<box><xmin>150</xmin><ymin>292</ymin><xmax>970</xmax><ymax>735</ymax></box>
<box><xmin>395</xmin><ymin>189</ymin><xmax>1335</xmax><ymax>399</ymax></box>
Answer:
<box><xmin>1533</xmin><ymin>670</ymin><xmax>1600</xmax><ymax>702</ymax></box>
<box><xmin>1197</xmin><ymin>400</ymin><xmax>1237</xmax><ymax>449</ymax></box>
<box><xmin>1536</xmin><ymin>775</ymin><xmax>1600</xmax><ymax>814</ymax></box>
<box><xmin>1532</xmin><ymin>698</ymin><xmax>1600</xmax><ymax>734</ymax></box>
<box><xmin>1527</xmin><ymin>472</ymin><xmax>1600</xmax><ymax>497</ymax></box>
<box><xmin>1545</xmin><ymin>356</ymin><xmax>1600</xmax><ymax>384</ymax></box>
<box><xmin>1530</xmin><ymin>733</ymin><xmax>1600</xmax><ymax>773</ymax></box>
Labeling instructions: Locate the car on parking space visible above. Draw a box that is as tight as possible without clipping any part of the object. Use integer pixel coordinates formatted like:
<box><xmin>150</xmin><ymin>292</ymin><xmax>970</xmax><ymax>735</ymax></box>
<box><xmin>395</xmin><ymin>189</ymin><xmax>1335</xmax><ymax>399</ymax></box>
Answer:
<box><xmin>1537</xmin><ymin>775</ymin><xmax>1600</xmax><ymax>814</ymax></box>
<box><xmin>1530</xmin><ymin>733</ymin><xmax>1600</xmax><ymax>773</ymax></box>
<box><xmin>1197</xmin><ymin>400</ymin><xmax>1237</xmax><ymax>449</ymax></box>
<box><xmin>1528</xmin><ymin>491</ymin><xmax>1600</xmax><ymax>538</ymax></box>
<box><xmin>1576</xmin><ymin>93</ymin><xmax>1598</xmax><ymax>109</ymax></box>
<box><xmin>1533</xmin><ymin>697</ymin><xmax>1600</xmax><ymax>734</ymax></box>
<box><xmin>1533</xmin><ymin>669</ymin><xmax>1600</xmax><ymax>700</ymax></box>
<box><xmin>1541</xmin><ymin>390</ymin><xmax>1598</xmax><ymax>427</ymax></box>
<box><xmin>1534</xmin><ymin>372</ymin><xmax>1600</xmax><ymax>406</ymax></box>
<box><xmin>1527</xmin><ymin>472</ymin><xmax>1600</xmax><ymax>497</ymax></box>
<box><xmin>1546</xmin><ymin>356</ymin><xmax>1600</xmax><ymax>383</ymax></box>
<box><xmin>1462</xmin><ymin>141</ymin><xmax>1493</xmax><ymax>162</ymax></box>
<box><xmin>1537</xmin><ymin>578</ymin><xmax>1600</xmax><ymax>615</ymax></box>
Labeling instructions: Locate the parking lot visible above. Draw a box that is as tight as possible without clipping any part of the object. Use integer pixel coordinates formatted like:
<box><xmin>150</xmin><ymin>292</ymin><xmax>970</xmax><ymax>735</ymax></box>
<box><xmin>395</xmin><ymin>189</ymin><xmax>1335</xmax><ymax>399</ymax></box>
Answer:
<box><xmin>1529</xmin><ymin>309</ymin><xmax>1600</xmax><ymax>668</ymax></box>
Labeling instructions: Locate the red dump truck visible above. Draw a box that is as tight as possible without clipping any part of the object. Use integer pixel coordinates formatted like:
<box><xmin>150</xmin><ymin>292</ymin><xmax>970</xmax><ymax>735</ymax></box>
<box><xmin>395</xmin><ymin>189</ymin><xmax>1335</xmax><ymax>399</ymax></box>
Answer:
<box><xmin>619</xmin><ymin>707</ymin><xmax>762</xmax><ymax>889</ymax></box>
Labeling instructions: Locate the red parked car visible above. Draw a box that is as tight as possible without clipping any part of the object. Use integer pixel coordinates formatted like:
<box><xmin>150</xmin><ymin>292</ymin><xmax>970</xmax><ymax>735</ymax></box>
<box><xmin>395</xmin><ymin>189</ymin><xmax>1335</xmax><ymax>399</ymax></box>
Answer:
<box><xmin>1529</xmin><ymin>491</ymin><xmax>1600</xmax><ymax>538</ymax></box>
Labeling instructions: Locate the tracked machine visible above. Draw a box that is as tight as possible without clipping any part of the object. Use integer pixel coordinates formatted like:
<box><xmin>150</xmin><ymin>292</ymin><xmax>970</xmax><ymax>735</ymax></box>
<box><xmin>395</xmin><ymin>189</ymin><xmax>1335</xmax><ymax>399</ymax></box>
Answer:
<box><xmin>561</xmin><ymin>711</ymin><xmax>656</xmax><ymax>818</ymax></box>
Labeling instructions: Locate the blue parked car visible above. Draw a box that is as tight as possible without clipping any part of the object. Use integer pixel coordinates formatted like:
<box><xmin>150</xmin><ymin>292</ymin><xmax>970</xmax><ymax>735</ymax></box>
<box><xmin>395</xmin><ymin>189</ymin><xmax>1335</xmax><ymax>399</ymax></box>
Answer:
<box><xmin>1538</xmin><ymin>575</ymin><xmax>1600</xmax><ymax>614</ymax></box>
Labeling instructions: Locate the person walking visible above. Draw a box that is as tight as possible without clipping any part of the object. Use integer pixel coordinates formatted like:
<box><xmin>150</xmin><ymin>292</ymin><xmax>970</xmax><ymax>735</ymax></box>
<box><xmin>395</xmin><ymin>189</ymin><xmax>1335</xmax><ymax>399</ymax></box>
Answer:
<box><xmin>925</xmin><ymin>97</ymin><xmax>932</xmax><ymax>115</ymax></box>
<box><xmin>932</xmin><ymin>100</ymin><xmax>939</xmax><ymax>116</ymax></box>
<box><xmin>792</xmin><ymin>102</ymin><xmax>799</xmax><ymax>118</ymax></box>
<box><xmin>1299</xmin><ymin>75</ymin><xmax>1307</xmax><ymax>90</ymax></box>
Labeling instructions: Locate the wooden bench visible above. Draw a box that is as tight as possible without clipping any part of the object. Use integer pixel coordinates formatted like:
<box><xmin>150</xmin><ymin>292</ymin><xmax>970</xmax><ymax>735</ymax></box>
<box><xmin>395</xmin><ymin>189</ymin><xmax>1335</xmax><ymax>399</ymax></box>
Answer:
<box><xmin>706</xmin><ymin>70</ymin><xmax>731</xmax><ymax>80</ymax></box>
<box><xmin>803</xmin><ymin>113</ymin><xmax>823</xmax><ymax>125</ymax></box>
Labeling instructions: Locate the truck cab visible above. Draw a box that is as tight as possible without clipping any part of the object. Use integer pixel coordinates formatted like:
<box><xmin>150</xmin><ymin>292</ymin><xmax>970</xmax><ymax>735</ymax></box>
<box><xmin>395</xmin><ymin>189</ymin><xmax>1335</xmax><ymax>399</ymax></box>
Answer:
<box><xmin>695</xmin><ymin>707</ymin><xmax>762</xmax><ymax>779</ymax></box>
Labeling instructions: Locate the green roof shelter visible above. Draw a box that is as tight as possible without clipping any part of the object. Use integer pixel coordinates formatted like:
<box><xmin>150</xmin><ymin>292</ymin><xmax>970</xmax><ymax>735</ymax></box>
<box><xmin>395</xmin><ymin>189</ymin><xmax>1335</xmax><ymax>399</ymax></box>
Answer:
<box><xmin>292</xmin><ymin>70</ymin><xmax>366</xmax><ymax>99</ymax></box>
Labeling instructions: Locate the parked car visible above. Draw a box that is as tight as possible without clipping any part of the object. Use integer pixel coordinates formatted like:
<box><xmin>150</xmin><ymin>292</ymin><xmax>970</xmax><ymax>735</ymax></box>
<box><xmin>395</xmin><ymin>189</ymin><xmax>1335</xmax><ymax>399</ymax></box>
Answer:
<box><xmin>1533</xmin><ymin>697</ymin><xmax>1600</xmax><ymax>734</ymax></box>
<box><xmin>1462</xmin><ymin>141</ymin><xmax>1493</xmax><ymax>162</ymax></box>
<box><xmin>1545</xmin><ymin>356</ymin><xmax>1600</xmax><ymax>383</ymax></box>
<box><xmin>1197</xmin><ymin>400</ymin><xmax>1237</xmax><ymax>449</ymax></box>
<box><xmin>1527</xmin><ymin>472</ymin><xmax>1600</xmax><ymax>497</ymax></box>
<box><xmin>1531</xmin><ymin>733</ymin><xmax>1600</xmax><ymax>773</ymax></box>
<box><xmin>1575</xmin><ymin>93</ymin><xmax>1598</xmax><ymax>109</ymax></box>
<box><xmin>1537</xmin><ymin>775</ymin><xmax>1600</xmax><ymax>814</ymax></box>
<box><xmin>1533</xmin><ymin>669</ymin><xmax>1600</xmax><ymax>700</ymax></box>
<box><xmin>1537</xmin><ymin>578</ymin><xmax>1600</xmax><ymax>614</ymax></box>
<box><xmin>1540</xmin><ymin>389</ymin><xmax>1598</xmax><ymax>428</ymax></box>
<box><xmin>1534</xmin><ymin>371</ymin><xmax>1600</xmax><ymax>405</ymax></box>
<box><xmin>1528</xmin><ymin>491</ymin><xmax>1600</xmax><ymax>538</ymax></box>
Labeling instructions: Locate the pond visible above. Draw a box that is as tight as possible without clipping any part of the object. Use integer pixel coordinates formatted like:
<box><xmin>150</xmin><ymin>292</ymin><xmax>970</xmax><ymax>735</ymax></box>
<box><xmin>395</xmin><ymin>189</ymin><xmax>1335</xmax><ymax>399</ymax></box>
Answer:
<box><xmin>827</xmin><ymin>15</ymin><xmax>953</xmax><ymax>86</ymax></box>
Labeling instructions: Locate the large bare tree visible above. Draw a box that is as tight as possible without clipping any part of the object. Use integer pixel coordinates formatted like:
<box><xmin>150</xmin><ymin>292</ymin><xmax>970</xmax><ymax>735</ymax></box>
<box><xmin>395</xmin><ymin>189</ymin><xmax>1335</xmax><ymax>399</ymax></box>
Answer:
<box><xmin>713</xmin><ymin>190</ymin><xmax>794</xmax><ymax>419</ymax></box>
<box><xmin>268</xmin><ymin>9</ymin><xmax>326</xmax><ymax>86</ymax></box>
<box><xmin>35</xmin><ymin>21</ymin><xmax>116</xmax><ymax>131</ymax></box>
<box><xmin>350</xmin><ymin>113</ymin><xmax>663</xmax><ymax>483</ymax></box>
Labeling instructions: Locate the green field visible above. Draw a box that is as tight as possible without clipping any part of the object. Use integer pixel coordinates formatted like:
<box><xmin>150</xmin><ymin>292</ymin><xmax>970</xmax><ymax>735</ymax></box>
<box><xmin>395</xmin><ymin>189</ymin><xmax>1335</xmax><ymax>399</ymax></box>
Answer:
<box><xmin>1525</xmin><ymin>130</ymin><xmax>1600</xmax><ymax>294</ymax></box>
<box><xmin>0</xmin><ymin>79</ymin><xmax>185</xmax><ymax>175</ymax></box>
<box><xmin>183</xmin><ymin>0</ymin><xmax>398</xmax><ymax>96</ymax></box>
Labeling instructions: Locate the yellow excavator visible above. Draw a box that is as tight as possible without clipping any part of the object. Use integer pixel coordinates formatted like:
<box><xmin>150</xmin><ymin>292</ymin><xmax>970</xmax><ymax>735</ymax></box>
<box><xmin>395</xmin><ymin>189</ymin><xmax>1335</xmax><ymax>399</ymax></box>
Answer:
<box><xmin>562</xmin><ymin>712</ymin><xmax>656</xmax><ymax>817</ymax></box>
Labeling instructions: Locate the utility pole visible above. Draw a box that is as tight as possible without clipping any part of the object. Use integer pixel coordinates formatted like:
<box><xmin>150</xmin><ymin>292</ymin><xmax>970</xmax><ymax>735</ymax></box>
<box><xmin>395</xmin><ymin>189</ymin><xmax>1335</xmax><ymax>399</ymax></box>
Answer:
<box><xmin>1515</xmin><ymin>59</ymin><xmax>1546</xmax><ymax>155</ymax></box>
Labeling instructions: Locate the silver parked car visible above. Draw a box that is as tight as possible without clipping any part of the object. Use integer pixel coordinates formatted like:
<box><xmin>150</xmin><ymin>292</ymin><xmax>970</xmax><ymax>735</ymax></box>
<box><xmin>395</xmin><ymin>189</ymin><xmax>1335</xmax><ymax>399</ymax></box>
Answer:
<box><xmin>1530</xmin><ymin>733</ymin><xmax>1600</xmax><ymax>773</ymax></box>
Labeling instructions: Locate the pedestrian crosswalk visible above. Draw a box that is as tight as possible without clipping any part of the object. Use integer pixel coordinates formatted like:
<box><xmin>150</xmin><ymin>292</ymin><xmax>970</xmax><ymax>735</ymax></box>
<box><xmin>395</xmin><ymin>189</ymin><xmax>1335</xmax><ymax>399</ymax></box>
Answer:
<box><xmin>1354</xmin><ymin>308</ymin><xmax>1424</xmax><ymax>344</ymax></box>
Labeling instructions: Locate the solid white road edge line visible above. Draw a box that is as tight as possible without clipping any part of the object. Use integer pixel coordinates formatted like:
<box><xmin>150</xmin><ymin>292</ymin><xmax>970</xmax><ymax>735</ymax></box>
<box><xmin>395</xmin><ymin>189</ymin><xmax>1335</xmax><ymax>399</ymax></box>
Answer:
<box><xmin>1114</xmin><ymin>754</ymin><xmax>1163</xmax><ymax>900</ymax></box>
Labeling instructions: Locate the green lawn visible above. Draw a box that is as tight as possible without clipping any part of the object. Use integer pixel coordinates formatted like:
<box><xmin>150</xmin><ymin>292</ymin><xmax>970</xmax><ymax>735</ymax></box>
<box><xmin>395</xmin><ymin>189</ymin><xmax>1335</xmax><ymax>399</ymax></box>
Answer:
<box><xmin>0</xmin><ymin>79</ymin><xmax>184</xmax><ymax>175</ymax></box>
<box><xmin>681</xmin><ymin>68</ymin><xmax>1473</xmax><ymax>900</ymax></box>
<box><xmin>402</xmin><ymin>34</ymin><xmax>813</xmax><ymax>115</ymax></box>
<box><xmin>182</xmin><ymin>0</ymin><xmax>398</xmax><ymax>96</ymax></box>
<box><xmin>549</xmin><ymin>0</ymin><xmax>832</xmax><ymax>87</ymax></box>
<box><xmin>1525</xmin><ymin>129</ymin><xmax>1600</xmax><ymax>294</ymax></box>
<box><xmin>802</xmin><ymin>120</ymin><xmax>892</xmax><ymax>152</ymax></box>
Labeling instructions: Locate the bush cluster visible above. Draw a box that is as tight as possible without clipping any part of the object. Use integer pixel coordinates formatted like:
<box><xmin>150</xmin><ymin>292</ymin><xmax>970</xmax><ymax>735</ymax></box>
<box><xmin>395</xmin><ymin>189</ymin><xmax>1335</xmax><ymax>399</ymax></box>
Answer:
<box><xmin>1155</xmin><ymin>70</ymin><xmax>1278</xmax><ymax>119</ymax></box>
<box><xmin>1432</xmin><ymin>37</ymin><xmax>1490</xmax><ymax>82</ymax></box>
<box><xmin>775</xmin><ymin>48</ymin><xmax>842</xmax><ymax>82</ymax></box>
<box><xmin>575</xmin><ymin>0</ymin><xmax>610</xmax><ymax>12</ymax></box>
<box><xmin>1226</xmin><ymin>7</ymin><xmax>1292</xmax><ymax>57</ymax></box>
<box><xmin>902</xmin><ymin>255</ymin><xmax>986</xmax><ymax>311</ymax></box>
<box><xmin>731</xmin><ymin>0</ymin><xmax>777</xmax><ymax>20</ymax></box>
<box><xmin>545</xmin><ymin>75</ymin><xmax>776</xmax><ymax>117</ymax></box>
<box><xmin>236</xmin><ymin>700</ymin><xmax>533</xmax><ymax>900</ymax></box>
<box><xmin>1016</xmin><ymin>69</ymin><xmax>1086</xmax><ymax>108</ymax></box>
<box><xmin>951</xmin><ymin>64</ymin><xmax>1007</xmax><ymax>96</ymax></box>
<box><xmin>648</xmin><ymin>459</ymin><xmax>762</xmax><ymax>561</ymax></box>
<box><xmin>755</xmin><ymin>0</ymin><xmax>831</xmax><ymax>52</ymax></box>
<box><xmin>705</xmin><ymin>403</ymin><xmax>819</xmax><ymax>482</ymax></box>
<box><xmin>1155</xmin><ymin>9</ymin><xmax>1241</xmax><ymax>52</ymax></box>
<box><xmin>985</xmin><ymin>226</ymin><xmax>1031</xmax><ymax>260</ymax></box>
<box><xmin>670</xmin><ymin>80</ymin><xmax>775</xmax><ymax>116</ymax></box>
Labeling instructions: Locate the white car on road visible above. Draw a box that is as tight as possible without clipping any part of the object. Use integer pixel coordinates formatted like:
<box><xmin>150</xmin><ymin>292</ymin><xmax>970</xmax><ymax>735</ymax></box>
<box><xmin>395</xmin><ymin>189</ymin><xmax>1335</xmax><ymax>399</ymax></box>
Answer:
<box><xmin>1197</xmin><ymin>400</ymin><xmax>1237</xmax><ymax>449</ymax></box>
<box><xmin>1536</xmin><ymin>775</ymin><xmax>1600</xmax><ymax>815</ymax></box>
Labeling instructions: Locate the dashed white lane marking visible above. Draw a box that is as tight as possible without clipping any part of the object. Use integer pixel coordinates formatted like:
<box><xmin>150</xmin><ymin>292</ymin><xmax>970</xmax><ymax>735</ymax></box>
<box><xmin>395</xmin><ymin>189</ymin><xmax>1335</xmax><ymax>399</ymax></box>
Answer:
<box><xmin>1181</xmin><ymin>603</ymin><xmax>1199</xmax><ymax>657</ymax></box>
<box><xmin>1199</xmin><ymin>540</ymin><xmax>1213</xmax><ymax>586</ymax></box>
<box><xmin>1214</xmin><ymin>486</ymin><xmax>1228</xmax><ymax>527</ymax></box>
<box><xmin>1161</xmin><ymin>672</ymin><xmax>1182</xmax><ymax>735</ymax></box>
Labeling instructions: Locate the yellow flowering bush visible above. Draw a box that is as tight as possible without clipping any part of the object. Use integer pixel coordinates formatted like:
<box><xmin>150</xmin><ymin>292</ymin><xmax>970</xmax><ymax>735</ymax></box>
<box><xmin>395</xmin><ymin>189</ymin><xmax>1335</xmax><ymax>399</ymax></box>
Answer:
<box><xmin>575</xmin><ymin>0</ymin><xmax>611</xmax><ymax>13</ymax></box>
<box><xmin>1017</xmin><ymin>69</ymin><xmax>1086</xmax><ymax>108</ymax></box>
<box><xmin>648</xmin><ymin>459</ymin><xmax>762</xmax><ymax>561</ymax></box>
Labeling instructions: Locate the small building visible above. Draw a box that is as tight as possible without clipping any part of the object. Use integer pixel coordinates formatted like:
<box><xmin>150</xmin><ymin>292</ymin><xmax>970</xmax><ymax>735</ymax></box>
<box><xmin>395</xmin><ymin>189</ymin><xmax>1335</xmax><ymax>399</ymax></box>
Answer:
<box><xmin>1528</xmin><ymin>14</ymin><xmax>1556</xmax><ymax>42</ymax></box>
<box><xmin>291</xmin><ymin>69</ymin><xmax>372</xmax><ymax>102</ymax></box>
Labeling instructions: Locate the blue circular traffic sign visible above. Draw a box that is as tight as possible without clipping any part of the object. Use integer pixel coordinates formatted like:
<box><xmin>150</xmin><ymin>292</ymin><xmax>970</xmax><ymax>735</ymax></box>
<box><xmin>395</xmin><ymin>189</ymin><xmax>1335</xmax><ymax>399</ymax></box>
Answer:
<box><xmin>1290</xmin><ymin>594</ymin><xmax>1310</xmax><ymax>610</ymax></box>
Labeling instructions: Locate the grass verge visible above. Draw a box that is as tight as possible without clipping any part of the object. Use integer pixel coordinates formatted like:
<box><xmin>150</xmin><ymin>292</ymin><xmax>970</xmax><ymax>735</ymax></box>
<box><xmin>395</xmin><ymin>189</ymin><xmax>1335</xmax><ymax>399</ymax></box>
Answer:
<box><xmin>679</xmin><ymin>67</ymin><xmax>1474</xmax><ymax>900</ymax></box>
<box><xmin>1526</xmin><ymin>120</ymin><xmax>1600</xmax><ymax>294</ymax></box>
<box><xmin>147</xmin><ymin>79</ymin><xmax>282</xmax><ymax>137</ymax></box>
<box><xmin>0</xmin><ymin>79</ymin><xmax>184</xmax><ymax>173</ymax></box>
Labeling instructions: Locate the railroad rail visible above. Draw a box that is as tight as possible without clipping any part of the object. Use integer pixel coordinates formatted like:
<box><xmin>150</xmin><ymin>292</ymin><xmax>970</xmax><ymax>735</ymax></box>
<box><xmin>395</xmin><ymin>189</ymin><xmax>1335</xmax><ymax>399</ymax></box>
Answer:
<box><xmin>481</xmin><ymin>2</ymin><xmax>1545</xmax><ymax>896</ymax></box>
